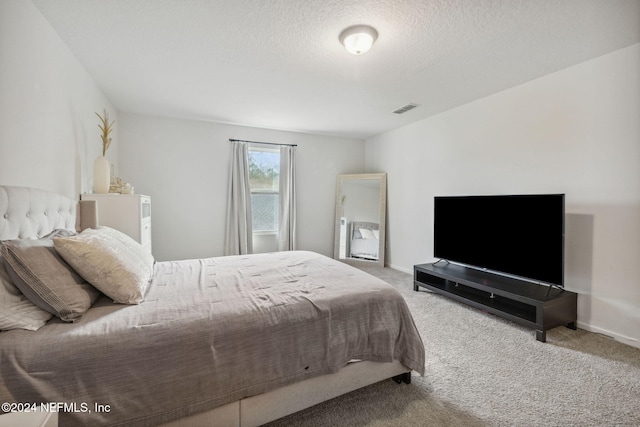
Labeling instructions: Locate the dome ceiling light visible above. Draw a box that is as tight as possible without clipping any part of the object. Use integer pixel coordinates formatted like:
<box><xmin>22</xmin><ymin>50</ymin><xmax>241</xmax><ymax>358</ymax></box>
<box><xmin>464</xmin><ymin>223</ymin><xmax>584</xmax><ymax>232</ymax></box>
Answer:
<box><xmin>339</xmin><ymin>25</ymin><xmax>378</xmax><ymax>55</ymax></box>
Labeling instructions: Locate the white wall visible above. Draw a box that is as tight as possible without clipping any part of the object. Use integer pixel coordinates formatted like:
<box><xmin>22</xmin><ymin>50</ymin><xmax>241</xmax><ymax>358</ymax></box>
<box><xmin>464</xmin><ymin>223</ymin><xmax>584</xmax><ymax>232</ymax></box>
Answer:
<box><xmin>0</xmin><ymin>0</ymin><xmax>117</xmax><ymax>198</ymax></box>
<box><xmin>117</xmin><ymin>113</ymin><xmax>365</xmax><ymax>261</ymax></box>
<box><xmin>366</xmin><ymin>44</ymin><xmax>640</xmax><ymax>348</ymax></box>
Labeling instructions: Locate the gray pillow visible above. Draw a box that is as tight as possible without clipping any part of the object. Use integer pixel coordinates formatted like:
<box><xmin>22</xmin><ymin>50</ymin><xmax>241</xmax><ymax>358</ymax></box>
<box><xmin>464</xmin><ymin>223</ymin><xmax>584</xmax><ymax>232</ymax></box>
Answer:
<box><xmin>0</xmin><ymin>253</ymin><xmax>53</xmax><ymax>331</ymax></box>
<box><xmin>1</xmin><ymin>231</ymin><xmax>101</xmax><ymax>322</ymax></box>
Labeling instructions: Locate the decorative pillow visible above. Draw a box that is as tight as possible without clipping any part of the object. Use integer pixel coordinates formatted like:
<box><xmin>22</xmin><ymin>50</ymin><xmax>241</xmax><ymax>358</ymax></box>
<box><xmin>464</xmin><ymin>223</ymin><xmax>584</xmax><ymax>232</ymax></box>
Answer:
<box><xmin>0</xmin><ymin>253</ymin><xmax>53</xmax><ymax>331</ymax></box>
<box><xmin>372</xmin><ymin>229</ymin><xmax>380</xmax><ymax>240</ymax></box>
<box><xmin>53</xmin><ymin>227</ymin><xmax>154</xmax><ymax>305</ymax></box>
<box><xmin>1</xmin><ymin>231</ymin><xmax>101</xmax><ymax>322</ymax></box>
<box><xmin>359</xmin><ymin>228</ymin><xmax>376</xmax><ymax>240</ymax></box>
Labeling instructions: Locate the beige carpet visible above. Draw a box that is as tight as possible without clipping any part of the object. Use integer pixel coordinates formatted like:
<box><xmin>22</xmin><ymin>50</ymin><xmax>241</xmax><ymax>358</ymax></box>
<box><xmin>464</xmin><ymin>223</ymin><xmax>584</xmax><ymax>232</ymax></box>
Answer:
<box><xmin>265</xmin><ymin>265</ymin><xmax>640</xmax><ymax>427</ymax></box>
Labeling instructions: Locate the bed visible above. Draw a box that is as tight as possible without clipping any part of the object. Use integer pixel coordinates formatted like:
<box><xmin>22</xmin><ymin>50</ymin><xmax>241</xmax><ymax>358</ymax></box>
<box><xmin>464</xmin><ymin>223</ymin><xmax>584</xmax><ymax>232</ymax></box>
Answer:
<box><xmin>0</xmin><ymin>186</ymin><xmax>425</xmax><ymax>427</ymax></box>
<box><xmin>349</xmin><ymin>221</ymin><xmax>380</xmax><ymax>260</ymax></box>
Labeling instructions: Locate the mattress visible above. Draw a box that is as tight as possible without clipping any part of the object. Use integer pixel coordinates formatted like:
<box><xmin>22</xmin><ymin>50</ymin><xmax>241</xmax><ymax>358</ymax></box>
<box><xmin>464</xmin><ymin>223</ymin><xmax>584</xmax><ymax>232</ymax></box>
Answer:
<box><xmin>0</xmin><ymin>250</ymin><xmax>425</xmax><ymax>426</ymax></box>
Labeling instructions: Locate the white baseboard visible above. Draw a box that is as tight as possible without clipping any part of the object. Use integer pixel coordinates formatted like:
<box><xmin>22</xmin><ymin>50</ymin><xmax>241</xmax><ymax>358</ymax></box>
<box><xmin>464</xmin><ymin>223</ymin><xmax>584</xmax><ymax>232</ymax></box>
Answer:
<box><xmin>386</xmin><ymin>263</ymin><xmax>412</xmax><ymax>274</ymax></box>
<box><xmin>576</xmin><ymin>321</ymin><xmax>639</xmax><ymax>350</ymax></box>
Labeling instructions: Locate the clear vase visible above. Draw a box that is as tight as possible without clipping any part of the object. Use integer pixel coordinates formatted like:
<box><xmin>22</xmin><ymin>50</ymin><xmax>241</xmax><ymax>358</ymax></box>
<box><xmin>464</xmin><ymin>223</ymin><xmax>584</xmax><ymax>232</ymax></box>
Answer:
<box><xmin>93</xmin><ymin>156</ymin><xmax>110</xmax><ymax>194</ymax></box>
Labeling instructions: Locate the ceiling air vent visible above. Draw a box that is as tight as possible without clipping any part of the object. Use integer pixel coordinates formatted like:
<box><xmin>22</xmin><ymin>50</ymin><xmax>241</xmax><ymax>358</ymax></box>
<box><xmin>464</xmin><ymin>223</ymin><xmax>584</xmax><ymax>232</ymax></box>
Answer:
<box><xmin>392</xmin><ymin>103</ymin><xmax>420</xmax><ymax>114</ymax></box>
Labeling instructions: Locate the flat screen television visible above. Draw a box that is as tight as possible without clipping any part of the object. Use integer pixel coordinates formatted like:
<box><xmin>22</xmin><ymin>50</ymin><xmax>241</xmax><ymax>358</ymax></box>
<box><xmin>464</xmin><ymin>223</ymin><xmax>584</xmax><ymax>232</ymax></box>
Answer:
<box><xmin>433</xmin><ymin>194</ymin><xmax>565</xmax><ymax>286</ymax></box>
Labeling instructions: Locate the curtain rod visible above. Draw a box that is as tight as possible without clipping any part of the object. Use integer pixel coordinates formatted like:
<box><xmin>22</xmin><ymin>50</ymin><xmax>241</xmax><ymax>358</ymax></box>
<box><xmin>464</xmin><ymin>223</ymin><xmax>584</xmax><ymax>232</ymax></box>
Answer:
<box><xmin>229</xmin><ymin>138</ymin><xmax>297</xmax><ymax>147</ymax></box>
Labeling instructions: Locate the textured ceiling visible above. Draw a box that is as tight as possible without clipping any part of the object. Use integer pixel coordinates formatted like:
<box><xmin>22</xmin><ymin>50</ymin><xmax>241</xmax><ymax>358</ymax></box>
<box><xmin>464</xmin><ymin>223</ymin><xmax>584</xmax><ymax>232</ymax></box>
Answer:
<box><xmin>32</xmin><ymin>0</ymin><xmax>640</xmax><ymax>139</ymax></box>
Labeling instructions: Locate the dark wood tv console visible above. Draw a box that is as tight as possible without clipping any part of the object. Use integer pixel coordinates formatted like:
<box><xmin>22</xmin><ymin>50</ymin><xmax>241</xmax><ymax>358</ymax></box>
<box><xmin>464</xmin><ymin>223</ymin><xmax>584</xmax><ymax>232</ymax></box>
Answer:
<box><xmin>413</xmin><ymin>262</ymin><xmax>577</xmax><ymax>342</ymax></box>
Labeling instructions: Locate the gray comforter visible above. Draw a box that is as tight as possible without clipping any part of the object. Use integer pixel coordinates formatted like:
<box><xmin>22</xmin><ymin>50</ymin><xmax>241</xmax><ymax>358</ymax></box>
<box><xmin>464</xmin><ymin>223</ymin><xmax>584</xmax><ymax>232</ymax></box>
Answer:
<box><xmin>0</xmin><ymin>251</ymin><xmax>425</xmax><ymax>426</ymax></box>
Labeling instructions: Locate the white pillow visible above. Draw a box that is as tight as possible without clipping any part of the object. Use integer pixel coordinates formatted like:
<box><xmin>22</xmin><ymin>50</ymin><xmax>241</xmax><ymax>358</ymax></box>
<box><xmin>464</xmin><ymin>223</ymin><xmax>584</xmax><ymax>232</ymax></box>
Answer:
<box><xmin>54</xmin><ymin>227</ymin><xmax>154</xmax><ymax>305</ymax></box>
<box><xmin>372</xmin><ymin>229</ymin><xmax>380</xmax><ymax>240</ymax></box>
<box><xmin>359</xmin><ymin>228</ymin><xmax>376</xmax><ymax>240</ymax></box>
<box><xmin>0</xmin><ymin>254</ymin><xmax>52</xmax><ymax>331</ymax></box>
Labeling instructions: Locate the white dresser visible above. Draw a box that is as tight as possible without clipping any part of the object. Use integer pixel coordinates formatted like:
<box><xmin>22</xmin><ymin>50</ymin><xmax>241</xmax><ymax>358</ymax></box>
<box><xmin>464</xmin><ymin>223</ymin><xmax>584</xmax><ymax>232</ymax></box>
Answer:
<box><xmin>80</xmin><ymin>194</ymin><xmax>152</xmax><ymax>253</ymax></box>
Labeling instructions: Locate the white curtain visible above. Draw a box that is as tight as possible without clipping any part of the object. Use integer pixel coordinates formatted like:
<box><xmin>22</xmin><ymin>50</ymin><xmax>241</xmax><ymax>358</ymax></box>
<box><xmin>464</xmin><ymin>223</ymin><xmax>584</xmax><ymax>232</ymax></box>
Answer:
<box><xmin>225</xmin><ymin>141</ymin><xmax>253</xmax><ymax>255</ymax></box>
<box><xmin>278</xmin><ymin>145</ymin><xmax>297</xmax><ymax>251</ymax></box>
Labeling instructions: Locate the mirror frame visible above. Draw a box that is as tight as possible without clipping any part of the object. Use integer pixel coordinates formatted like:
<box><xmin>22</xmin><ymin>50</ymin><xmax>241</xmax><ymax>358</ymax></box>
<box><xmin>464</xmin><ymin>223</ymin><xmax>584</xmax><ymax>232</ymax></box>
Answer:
<box><xmin>333</xmin><ymin>173</ymin><xmax>387</xmax><ymax>267</ymax></box>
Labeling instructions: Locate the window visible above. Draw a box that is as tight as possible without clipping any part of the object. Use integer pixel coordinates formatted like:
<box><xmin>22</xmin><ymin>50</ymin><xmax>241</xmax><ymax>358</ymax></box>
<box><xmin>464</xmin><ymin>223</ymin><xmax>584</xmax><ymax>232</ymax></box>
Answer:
<box><xmin>248</xmin><ymin>146</ymin><xmax>279</xmax><ymax>233</ymax></box>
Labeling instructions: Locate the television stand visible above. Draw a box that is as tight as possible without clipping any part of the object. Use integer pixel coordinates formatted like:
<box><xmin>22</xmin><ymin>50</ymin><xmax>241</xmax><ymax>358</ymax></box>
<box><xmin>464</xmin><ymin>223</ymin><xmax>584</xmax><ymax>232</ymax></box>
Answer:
<box><xmin>413</xmin><ymin>263</ymin><xmax>577</xmax><ymax>342</ymax></box>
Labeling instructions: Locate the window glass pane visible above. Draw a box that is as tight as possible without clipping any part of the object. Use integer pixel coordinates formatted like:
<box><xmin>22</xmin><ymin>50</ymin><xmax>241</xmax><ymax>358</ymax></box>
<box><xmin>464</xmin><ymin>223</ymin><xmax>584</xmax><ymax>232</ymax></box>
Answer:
<box><xmin>251</xmin><ymin>193</ymin><xmax>279</xmax><ymax>232</ymax></box>
<box><xmin>249</xmin><ymin>149</ymin><xmax>279</xmax><ymax>191</ymax></box>
<box><xmin>248</xmin><ymin>148</ymin><xmax>279</xmax><ymax>232</ymax></box>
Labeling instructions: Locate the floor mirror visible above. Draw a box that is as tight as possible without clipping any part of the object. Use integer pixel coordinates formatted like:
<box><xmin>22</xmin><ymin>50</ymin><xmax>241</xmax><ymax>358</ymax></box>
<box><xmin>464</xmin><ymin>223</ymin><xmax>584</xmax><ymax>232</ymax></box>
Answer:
<box><xmin>333</xmin><ymin>173</ymin><xmax>387</xmax><ymax>267</ymax></box>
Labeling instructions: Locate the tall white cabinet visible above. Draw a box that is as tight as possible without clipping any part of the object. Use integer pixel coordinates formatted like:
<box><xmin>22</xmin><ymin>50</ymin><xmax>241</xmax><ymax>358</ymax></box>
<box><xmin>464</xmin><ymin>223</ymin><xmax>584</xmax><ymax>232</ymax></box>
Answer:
<box><xmin>80</xmin><ymin>194</ymin><xmax>152</xmax><ymax>253</ymax></box>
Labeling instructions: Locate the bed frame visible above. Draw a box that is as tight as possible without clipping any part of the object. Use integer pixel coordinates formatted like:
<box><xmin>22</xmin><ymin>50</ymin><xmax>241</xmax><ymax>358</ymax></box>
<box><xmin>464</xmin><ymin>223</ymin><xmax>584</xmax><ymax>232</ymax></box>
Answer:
<box><xmin>161</xmin><ymin>361</ymin><xmax>410</xmax><ymax>427</ymax></box>
<box><xmin>0</xmin><ymin>186</ymin><xmax>412</xmax><ymax>427</ymax></box>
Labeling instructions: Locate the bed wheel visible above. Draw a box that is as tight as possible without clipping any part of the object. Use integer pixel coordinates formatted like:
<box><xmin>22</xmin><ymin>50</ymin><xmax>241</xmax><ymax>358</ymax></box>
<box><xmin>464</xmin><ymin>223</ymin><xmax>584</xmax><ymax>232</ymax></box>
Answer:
<box><xmin>392</xmin><ymin>372</ymin><xmax>411</xmax><ymax>384</ymax></box>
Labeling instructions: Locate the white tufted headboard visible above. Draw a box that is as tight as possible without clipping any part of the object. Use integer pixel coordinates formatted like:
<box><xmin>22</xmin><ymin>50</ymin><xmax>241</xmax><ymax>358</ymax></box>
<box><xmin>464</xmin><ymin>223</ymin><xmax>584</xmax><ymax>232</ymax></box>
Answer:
<box><xmin>0</xmin><ymin>186</ymin><xmax>97</xmax><ymax>241</ymax></box>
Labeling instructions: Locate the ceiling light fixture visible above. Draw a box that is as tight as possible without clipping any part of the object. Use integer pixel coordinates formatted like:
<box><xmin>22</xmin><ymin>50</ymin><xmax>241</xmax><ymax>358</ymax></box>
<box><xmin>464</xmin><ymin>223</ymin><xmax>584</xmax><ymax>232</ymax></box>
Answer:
<box><xmin>339</xmin><ymin>25</ymin><xmax>378</xmax><ymax>55</ymax></box>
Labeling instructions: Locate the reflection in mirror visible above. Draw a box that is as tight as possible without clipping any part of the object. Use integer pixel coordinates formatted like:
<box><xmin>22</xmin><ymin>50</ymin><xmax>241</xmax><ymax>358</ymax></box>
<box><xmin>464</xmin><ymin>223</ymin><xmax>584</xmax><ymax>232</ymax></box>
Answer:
<box><xmin>334</xmin><ymin>173</ymin><xmax>387</xmax><ymax>267</ymax></box>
